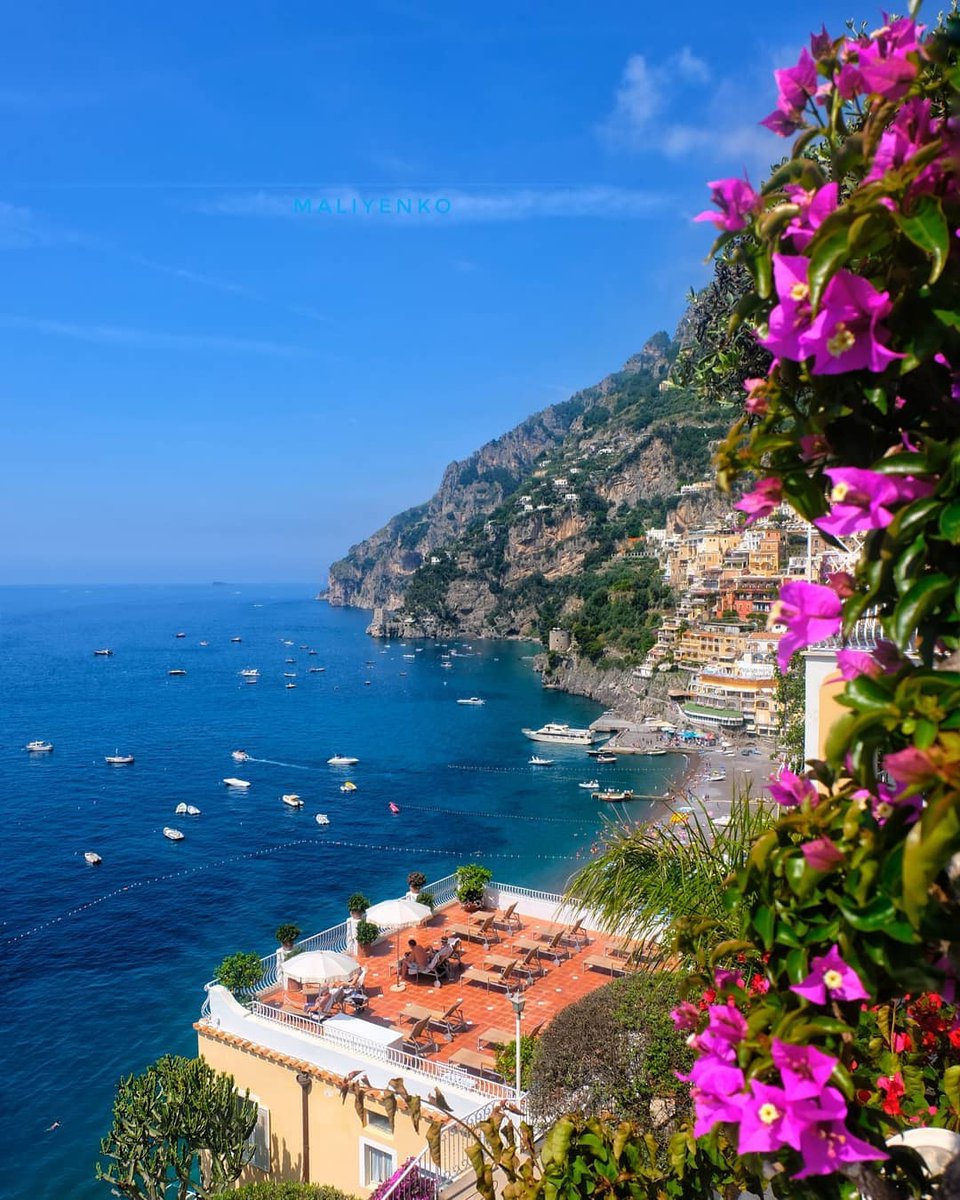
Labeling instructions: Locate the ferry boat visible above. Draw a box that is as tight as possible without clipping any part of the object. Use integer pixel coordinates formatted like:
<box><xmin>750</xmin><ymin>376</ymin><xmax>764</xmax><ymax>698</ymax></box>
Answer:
<box><xmin>84</xmin><ymin>851</ymin><xmax>102</xmax><ymax>865</ymax></box>
<box><xmin>105</xmin><ymin>753</ymin><xmax>135</xmax><ymax>765</ymax></box>
<box><xmin>529</xmin><ymin>755</ymin><xmax>555</xmax><ymax>766</ymax></box>
<box><xmin>93</xmin><ymin>648</ymin><xmax>114</xmax><ymax>656</ymax></box>
<box><xmin>282</xmin><ymin>794</ymin><xmax>304</xmax><ymax>808</ymax></box>
<box><xmin>457</xmin><ymin>697</ymin><xmax>485</xmax><ymax>706</ymax></box>
<box><xmin>327</xmin><ymin>755</ymin><xmax>358</xmax><ymax>766</ymax></box>
<box><xmin>24</xmin><ymin>740</ymin><xmax>53</xmax><ymax>753</ymax></box>
<box><xmin>163</xmin><ymin>827</ymin><xmax>185</xmax><ymax>841</ymax></box>
<box><xmin>223</xmin><ymin>777</ymin><xmax>251</xmax><ymax>789</ymax></box>
<box><xmin>522</xmin><ymin>722</ymin><xmax>600</xmax><ymax>746</ymax></box>
<box><xmin>592</xmin><ymin>789</ymin><xmax>636</xmax><ymax>802</ymax></box>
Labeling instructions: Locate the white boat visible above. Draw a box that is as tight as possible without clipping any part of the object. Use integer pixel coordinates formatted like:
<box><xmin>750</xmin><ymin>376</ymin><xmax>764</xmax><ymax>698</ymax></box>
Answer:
<box><xmin>308</xmin><ymin>649</ymin><xmax>317</xmax><ymax>656</ymax></box>
<box><xmin>105</xmin><ymin>753</ymin><xmax>135</xmax><ymax>765</ymax></box>
<box><xmin>315</xmin><ymin>813</ymin><xmax>330</xmax><ymax>826</ymax></box>
<box><xmin>168</xmin><ymin>669</ymin><xmax>187</xmax><ymax>676</ymax></box>
<box><xmin>578</xmin><ymin>779</ymin><xmax>600</xmax><ymax>789</ymax></box>
<box><xmin>327</xmin><ymin>755</ymin><xmax>358</xmax><ymax>766</ymax></box>
<box><xmin>286</xmin><ymin>682</ymin><xmax>297</xmax><ymax>689</ymax></box>
<box><xmin>440</xmin><ymin>662</ymin><xmax>452</xmax><ymax>669</ymax></box>
<box><xmin>521</xmin><ymin>722</ymin><xmax>600</xmax><ymax>746</ymax></box>
<box><xmin>231</xmin><ymin>750</ymin><xmax>250</xmax><ymax>762</ymax></box>
<box><xmin>282</xmin><ymin>794</ymin><xmax>304</xmax><ymax>808</ymax></box>
<box><xmin>93</xmin><ymin>648</ymin><xmax>114</xmax><ymax>656</ymax></box>
<box><xmin>402</xmin><ymin>654</ymin><xmax>416</xmax><ymax>660</ymax></box>
<box><xmin>285</xmin><ymin>658</ymin><xmax>296</xmax><ymax>664</ymax></box>
<box><xmin>529</xmin><ymin>755</ymin><xmax>555</xmax><ymax>766</ymax></box>
<box><xmin>231</xmin><ymin>636</ymin><xmax>243</xmax><ymax>643</ymax></box>
<box><xmin>199</xmin><ymin>640</ymin><xmax>209</xmax><ymax>647</ymax></box>
<box><xmin>175</xmin><ymin>803</ymin><xmax>202</xmax><ymax>815</ymax></box>
<box><xmin>175</xmin><ymin>802</ymin><xmax>188</xmax><ymax>814</ymax></box>
<box><xmin>239</xmin><ymin>668</ymin><xmax>260</xmax><ymax>679</ymax></box>
<box><xmin>457</xmin><ymin>697</ymin><xmax>485</xmax><ymax>706</ymax></box>
<box><xmin>708</xmin><ymin>772</ymin><xmax>727</xmax><ymax>782</ymax></box>
<box><xmin>592</xmin><ymin>789</ymin><xmax>636</xmax><ymax>802</ymax></box>
<box><xmin>25</xmin><ymin>740</ymin><xmax>53</xmax><ymax>753</ymax></box>
<box><xmin>223</xmin><ymin>777</ymin><xmax>251</xmax><ymax>789</ymax></box>
<box><xmin>163</xmin><ymin>827</ymin><xmax>185</xmax><ymax>841</ymax></box>
<box><xmin>84</xmin><ymin>851</ymin><xmax>102</xmax><ymax>865</ymax></box>
<box><xmin>283</xmin><ymin>672</ymin><xmax>297</xmax><ymax>678</ymax></box>
<box><xmin>186</xmin><ymin>804</ymin><xmax>201</xmax><ymax>815</ymax></box>
<box><xmin>175</xmin><ymin>632</ymin><xmax>186</xmax><ymax>638</ymax></box>
<box><xmin>308</xmin><ymin>667</ymin><xmax>323</xmax><ymax>673</ymax></box>
<box><xmin>282</xmin><ymin>640</ymin><xmax>294</xmax><ymax>646</ymax></box>
<box><xmin>594</xmin><ymin>753</ymin><xmax>617</xmax><ymax>765</ymax></box>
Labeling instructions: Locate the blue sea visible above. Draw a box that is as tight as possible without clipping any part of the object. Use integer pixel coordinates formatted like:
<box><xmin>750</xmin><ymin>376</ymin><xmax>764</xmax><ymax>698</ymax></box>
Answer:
<box><xmin>1</xmin><ymin>584</ymin><xmax>683</xmax><ymax>1199</ymax></box>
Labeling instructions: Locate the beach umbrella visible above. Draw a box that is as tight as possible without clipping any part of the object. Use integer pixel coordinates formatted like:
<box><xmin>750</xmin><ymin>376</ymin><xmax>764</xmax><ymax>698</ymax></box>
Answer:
<box><xmin>282</xmin><ymin>949</ymin><xmax>359</xmax><ymax>986</ymax></box>
<box><xmin>365</xmin><ymin>897</ymin><xmax>432</xmax><ymax>986</ymax></box>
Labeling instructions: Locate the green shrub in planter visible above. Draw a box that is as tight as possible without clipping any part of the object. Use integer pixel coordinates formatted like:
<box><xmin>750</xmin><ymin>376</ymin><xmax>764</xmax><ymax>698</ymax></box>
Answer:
<box><xmin>455</xmin><ymin>862</ymin><xmax>493</xmax><ymax>907</ymax></box>
<box><xmin>354</xmin><ymin>920</ymin><xmax>380</xmax><ymax>947</ymax></box>
<box><xmin>214</xmin><ymin>952</ymin><xmax>264</xmax><ymax>993</ymax></box>
<box><xmin>346</xmin><ymin>893</ymin><xmax>370</xmax><ymax>916</ymax></box>
<box><xmin>416</xmin><ymin>891</ymin><xmax>435</xmax><ymax>910</ymax></box>
<box><xmin>274</xmin><ymin>924</ymin><xmax>301</xmax><ymax>947</ymax></box>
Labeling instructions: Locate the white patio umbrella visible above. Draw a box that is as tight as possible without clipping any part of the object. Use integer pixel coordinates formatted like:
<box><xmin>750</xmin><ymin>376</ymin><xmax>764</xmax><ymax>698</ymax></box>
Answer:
<box><xmin>282</xmin><ymin>949</ymin><xmax>359</xmax><ymax>987</ymax></box>
<box><xmin>365</xmin><ymin>897</ymin><xmax>432</xmax><ymax>988</ymax></box>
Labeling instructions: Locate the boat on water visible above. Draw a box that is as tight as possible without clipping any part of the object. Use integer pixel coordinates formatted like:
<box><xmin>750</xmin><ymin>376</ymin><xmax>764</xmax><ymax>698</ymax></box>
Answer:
<box><xmin>282</xmin><ymin>794</ymin><xmax>304</xmax><ymax>808</ymax></box>
<box><xmin>340</xmin><ymin>781</ymin><xmax>357</xmax><ymax>793</ymax></box>
<box><xmin>308</xmin><ymin>667</ymin><xmax>323</xmax><ymax>673</ymax></box>
<box><xmin>231</xmin><ymin>636</ymin><xmax>243</xmax><ymax>643</ymax></box>
<box><xmin>327</xmin><ymin>755</ymin><xmax>358</xmax><ymax>766</ymax></box>
<box><xmin>522</xmin><ymin>722</ymin><xmax>600</xmax><ymax>746</ymax></box>
<box><xmin>93</xmin><ymin>648</ymin><xmax>114</xmax><ymax>656</ymax></box>
<box><xmin>175</xmin><ymin>632</ymin><xmax>186</xmax><ymax>638</ymax></box>
<box><xmin>402</xmin><ymin>654</ymin><xmax>416</xmax><ymax>660</ymax></box>
<box><xmin>708</xmin><ymin>772</ymin><xmax>727</xmax><ymax>782</ymax></box>
<box><xmin>440</xmin><ymin>662</ymin><xmax>452</xmax><ymax>669</ymax></box>
<box><xmin>286</xmin><ymin>682</ymin><xmax>297</xmax><ymax>689</ymax></box>
<box><xmin>25</xmin><ymin>740</ymin><xmax>53</xmax><ymax>753</ymax></box>
<box><xmin>231</xmin><ymin>750</ymin><xmax>250</xmax><ymax>762</ymax></box>
<box><xmin>592</xmin><ymin>789</ymin><xmax>636</xmax><ymax>802</ymax></box>
<box><xmin>388</xmin><ymin>802</ymin><xmax>400</xmax><ymax>814</ymax></box>
<box><xmin>457</xmin><ymin>697</ymin><xmax>485</xmax><ymax>706</ymax></box>
<box><xmin>223</xmin><ymin>777</ymin><xmax>251</xmax><ymax>789</ymax></box>
<box><xmin>529</xmin><ymin>755</ymin><xmax>555</xmax><ymax>766</ymax></box>
<box><xmin>315</xmin><ymin>813</ymin><xmax>330</xmax><ymax>825</ymax></box>
<box><xmin>163</xmin><ymin>827</ymin><xmax>185</xmax><ymax>841</ymax></box>
<box><xmin>646</xmin><ymin>748</ymin><xmax>668</xmax><ymax>756</ymax></box>
<box><xmin>283</xmin><ymin>671</ymin><xmax>297</xmax><ymax>677</ymax></box>
<box><xmin>105</xmin><ymin>753</ymin><xmax>135</xmax><ymax>765</ymax></box>
<box><xmin>84</xmin><ymin>851</ymin><xmax>102</xmax><ymax>865</ymax></box>
<box><xmin>168</xmin><ymin>668</ymin><xmax>187</xmax><ymax>676</ymax></box>
<box><xmin>239</xmin><ymin>668</ymin><xmax>260</xmax><ymax>679</ymax></box>
<box><xmin>308</xmin><ymin>649</ymin><xmax>317</xmax><ymax>655</ymax></box>
<box><xmin>285</xmin><ymin>658</ymin><xmax>295</xmax><ymax>664</ymax></box>
<box><xmin>199</xmin><ymin>640</ymin><xmax>209</xmax><ymax>647</ymax></box>
<box><xmin>578</xmin><ymin>779</ymin><xmax>600</xmax><ymax>789</ymax></box>
<box><xmin>594</xmin><ymin>752</ymin><xmax>617</xmax><ymax>765</ymax></box>
<box><xmin>176</xmin><ymin>803</ymin><xmax>202</xmax><ymax>815</ymax></box>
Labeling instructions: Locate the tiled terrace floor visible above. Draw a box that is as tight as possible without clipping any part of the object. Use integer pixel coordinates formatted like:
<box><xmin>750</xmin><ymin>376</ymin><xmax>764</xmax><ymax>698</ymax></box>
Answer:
<box><xmin>260</xmin><ymin>903</ymin><xmax>643</xmax><ymax>1080</ymax></box>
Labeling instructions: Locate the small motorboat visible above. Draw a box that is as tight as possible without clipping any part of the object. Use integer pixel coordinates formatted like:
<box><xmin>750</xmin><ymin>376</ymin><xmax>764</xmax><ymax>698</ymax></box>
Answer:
<box><xmin>168</xmin><ymin>668</ymin><xmax>187</xmax><ymax>676</ymax></box>
<box><xmin>175</xmin><ymin>802</ymin><xmax>188</xmax><ymax>814</ymax></box>
<box><xmin>363</xmin><ymin>680</ymin><xmax>372</xmax><ymax>686</ymax></box>
<box><xmin>578</xmin><ymin>779</ymin><xmax>600</xmax><ymax>790</ymax></box>
<box><xmin>529</xmin><ymin>756</ymin><xmax>555</xmax><ymax>766</ymax></box>
<box><xmin>93</xmin><ymin>648</ymin><xmax>114</xmax><ymax>656</ymax></box>
<box><xmin>175</xmin><ymin>632</ymin><xmax>186</xmax><ymax>638</ymax></box>
<box><xmin>105</xmin><ymin>753</ymin><xmax>135</xmax><ymax>766</ymax></box>
<box><xmin>440</xmin><ymin>662</ymin><xmax>452</xmax><ymax>669</ymax></box>
<box><xmin>84</xmin><ymin>851</ymin><xmax>102</xmax><ymax>865</ymax></box>
<box><xmin>308</xmin><ymin>649</ymin><xmax>317</xmax><ymax>655</ymax></box>
<box><xmin>457</xmin><ymin>697</ymin><xmax>485</xmax><ymax>706</ymax></box>
<box><xmin>708</xmin><ymin>772</ymin><xmax>727</xmax><ymax>782</ymax></box>
<box><xmin>592</xmin><ymin>789</ymin><xmax>636</xmax><ymax>802</ymax></box>
<box><xmin>594</xmin><ymin>753</ymin><xmax>617</xmax><ymax>765</ymax></box>
<box><xmin>402</xmin><ymin>654</ymin><xmax>416</xmax><ymax>660</ymax></box>
<box><xmin>199</xmin><ymin>640</ymin><xmax>209</xmax><ymax>647</ymax></box>
<box><xmin>231</xmin><ymin>750</ymin><xmax>250</xmax><ymax>762</ymax></box>
<box><xmin>308</xmin><ymin>667</ymin><xmax>323</xmax><ymax>673</ymax></box>
<box><xmin>239</xmin><ymin>668</ymin><xmax>260</xmax><ymax>679</ymax></box>
<box><xmin>283</xmin><ymin>672</ymin><xmax>297</xmax><ymax>678</ymax></box>
<box><xmin>231</xmin><ymin>636</ymin><xmax>243</xmax><ymax>643</ymax></box>
<box><xmin>163</xmin><ymin>827</ymin><xmax>185</xmax><ymax>841</ymax></box>
<box><xmin>282</xmin><ymin>794</ymin><xmax>304</xmax><ymax>808</ymax></box>
<box><xmin>327</xmin><ymin>755</ymin><xmax>359</xmax><ymax>766</ymax></box>
<box><xmin>25</xmin><ymin>740</ymin><xmax>53</xmax><ymax>753</ymax></box>
<box><xmin>300</xmin><ymin>644</ymin><xmax>309</xmax><ymax>650</ymax></box>
<box><xmin>286</xmin><ymin>682</ymin><xmax>297</xmax><ymax>689</ymax></box>
<box><xmin>175</xmin><ymin>803</ymin><xmax>202</xmax><ymax>815</ymax></box>
<box><xmin>340</xmin><ymin>781</ymin><xmax>357</xmax><ymax>793</ymax></box>
<box><xmin>223</xmin><ymin>777</ymin><xmax>251</xmax><ymax>789</ymax></box>
<box><xmin>315</xmin><ymin>813</ymin><xmax>330</xmax><ymax>825</ymax></box>
<box><xmin>285</xmin><ymin>658</ymin><xmax>296</xmax><ymax>664</ymax></box>
<box><xmin>282</xmin><ymin>640</ymin><xmax>294</xmax><ymax>646</ymax></box>
<box><xmin>388</xmin><ymin>802</ymin><xmax>400</xmax><ymax>814</ymax></box>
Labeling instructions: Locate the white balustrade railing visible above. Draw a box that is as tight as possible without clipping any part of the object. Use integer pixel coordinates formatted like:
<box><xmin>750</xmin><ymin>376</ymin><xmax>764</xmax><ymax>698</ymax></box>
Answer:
<box><xmin>489</xmin><ymin>881</ymin><xmax>564</xmax><ymax>906</ymax></box>
<box><xmin>246</xmin><ymin>1002</ymin><xmax>515</xmax><ymax>1101</ymax></box>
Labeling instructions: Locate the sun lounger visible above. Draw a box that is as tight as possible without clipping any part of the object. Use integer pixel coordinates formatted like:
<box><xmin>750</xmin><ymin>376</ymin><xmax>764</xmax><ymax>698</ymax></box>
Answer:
<box><xmin>399</xmin><ymin>1016</ymin><xmax>440</xmax><ymax>1056</ymax></box>
<box><xmin>583</xmin><ymin>954</ymin><xmax>641</xmax><ymax>976</ymax></box>
<box><xmin>446</xmin><ymin>916</ymin><xmax>500</xmax><ymax>947</ymax></box>
<box><xmin>400</xmin><ymin>1000</ymin><xmax>468</xmax><ymax>1040</ymax></box>
<box><xmin>462</xmin><ymin>959</ymin><xmax>521</xmax><ymax>992</ymax></box>
<box><xmin>491</xmin><ymin>901</ymin><xmax>522</xmax><ymax>930</ymax></box>
<box><xmin>512</xmin><ymin>945</ymin><xmax>547</xmax><ymax>983</ymax></box>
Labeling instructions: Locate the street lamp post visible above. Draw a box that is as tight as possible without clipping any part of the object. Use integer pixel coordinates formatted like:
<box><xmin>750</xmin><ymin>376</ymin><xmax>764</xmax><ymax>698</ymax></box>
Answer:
<box><xmin>509</xmin><ymin>992</ymin><xmax>526</xmax><ymax>1101</ymax></box>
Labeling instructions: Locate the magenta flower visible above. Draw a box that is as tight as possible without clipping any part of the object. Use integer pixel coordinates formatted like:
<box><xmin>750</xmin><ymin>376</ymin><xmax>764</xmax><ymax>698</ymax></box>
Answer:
<box><xmin>670</xmin><ymin>1001</ymin><xmax>700</xmax><ymax>1031</ymax></box>
<box><xmin>883</xmin><ymin>745</ymin><xmax>939</xmax><ymax>791</ymax></box>
<box><xmin>866</xmin><ymin>99</ymin><xmax>942</xmax><ymax>193</ymax></box>
<box><xmin>714</xmin><ymin>967</ymin><xmax>745</xmax><ymax>991</ymax></box>
<box><xmin>784</xmin><ymin>182</ymin><xmax>838</xmax><ymax>250</ymax></box>
<box><xmin>694</xmin><ymin>176</ymin><xmax>762</xmax><ymax>233</ymax></box>
<box><xmin>792</xmin><ymin>1120</ymin><xmax>887</xmax><ymax>1178</ymax></box>
<box><xmin>738</xmin><ymin>1081</ymin><xmax>803</xmax><ymax>1153</ymax></box>
<box><xmin>834</xmin><ymin>649</ymin><xmax>883</xmax><ymax>681</ymax></box>
<box><xmin>696</xmin><ymin>1003</ymin><xmax>749</xmax><ymax>1060</ymax></box>
<box><xmin>771</xmin><ymin>1040</ymin><xmax>838</xmax><ymax>1099</ymax></box>
<box><xmin>799</xmin><ymin>433</ymin><xmax>829</xmax><ymax>463</ymax></box>
<box><xmin>801</xmin><ymin>837</ymin><xmax>845</xmax><ymax>872</ymax></box>
<box><xmin>857</xmin><ymin>17</ymin><xmax>924</xmax><ymax>100</ymax></box>
<box><xmin>801</xmin><ymin>270</ymin><xmax>903</xmax><ymax>375</ymax></box>
<box><xmin>770</xmin><ymin>580</ymin><xmax>843</xmax><ymax>671</ymax></box>
<box><xmin>761</xmin><ymin>48</ymin><xmax>818</xmax><ymax>136</ymax></box>
<box><xmin>680</xmin><ymin>1059</ymin><xmax>747</xmax><ymax>1137</ymax></box>
<box><xmin>791</xmin><ymin>945</ymin><xmax>869</xmax><ymax>1005</ymax></box>
<box><xmin>735</xmin><ymin>477</ymin><xmax>782</xmax><ymax>524</ymax></box>
<box><xmin>815</xmin><ymin>467</ymin><xmax>935</xmax><ymax>536</ymax></box>
<box><xmin>759</xmin><ymin>255</ymin><xmax>814</xmax><ymax>362</ymax></box>
<box><xmin>824</xmin><ymin>570</ymin><xmax>856</xmax><ymax>598</ymax></box>
<box><xmin>810</xmin><ymin>25</ymin><xmax>834</xmax><ymax>59</ymax></box>
<box><xmin>743</xmin><ymin>377</ymin><xmax>771</xmax><ymax>416</ymax></box>
<box><xmin>768</xmin><ymin>767</ymin><xmax>818</xmax><ymax>808</ymax></box>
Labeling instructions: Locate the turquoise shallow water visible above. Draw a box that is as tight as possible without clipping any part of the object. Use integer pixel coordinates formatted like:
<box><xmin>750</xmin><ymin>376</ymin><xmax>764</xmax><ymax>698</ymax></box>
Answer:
<box><xmin>1</xmin><ymin>584</ymin><xmax>683</xmax><ymax>1199</ymax></box>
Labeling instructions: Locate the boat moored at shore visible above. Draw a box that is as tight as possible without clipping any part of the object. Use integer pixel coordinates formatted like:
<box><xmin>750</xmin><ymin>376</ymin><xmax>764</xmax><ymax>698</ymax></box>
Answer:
<box><xmin>522</xmin><ymin>722</ymin><xmax>601</xmax><ymax>746</ymax></box>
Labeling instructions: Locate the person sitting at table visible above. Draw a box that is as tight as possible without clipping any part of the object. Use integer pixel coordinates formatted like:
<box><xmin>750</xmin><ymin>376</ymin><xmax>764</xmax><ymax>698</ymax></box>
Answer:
<box><xmin>400</xmin><ymin>938</ymin><xmax>430</xmax><ymax>980</ymax></box>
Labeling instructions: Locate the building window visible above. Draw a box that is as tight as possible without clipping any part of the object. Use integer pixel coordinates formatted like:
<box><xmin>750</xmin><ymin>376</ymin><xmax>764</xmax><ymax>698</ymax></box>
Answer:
<box><xmin>361</xmin><ymin>1139</ymin><xmax>396</xmax><ymax>1187</ymax></box>
<box><xmin>366</xmin><ymin>1109</ymin><xmax>393</xmax><ymax>1134</ymax></box>
<box><xmin>247</xmin><ymin>1101</ymin><xmax>270</xmax><ymax>1173</ymax></box>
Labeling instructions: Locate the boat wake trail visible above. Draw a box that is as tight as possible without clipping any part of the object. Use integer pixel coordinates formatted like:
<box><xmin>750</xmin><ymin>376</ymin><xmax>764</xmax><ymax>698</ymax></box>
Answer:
<box><xmin>245</xmin><ymin>757</ymin><xmax>316</xmax><ymax>771</ymax></box>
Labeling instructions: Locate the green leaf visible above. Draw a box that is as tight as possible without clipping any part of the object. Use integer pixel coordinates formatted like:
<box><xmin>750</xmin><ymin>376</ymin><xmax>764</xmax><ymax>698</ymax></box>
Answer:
<box><xmin>933</xmin><ymin>308</ymin><xmax>960</xmax><ymax>331</ymax></box>
<box><xmin>845</xmin><ymin>674</ymin><xmax>896</xmax><ymax>712</ymax></box>
<box><xmin>939</xmin><ymin>501</ymin><xmax>960</xmax><ymax>545</ymax></box>
<box><xmin>894</xmin><ymin>195</ymin><xmax>950</xmax><ymax>282</ymax></box>
<box><xmin>808</xmin><ymin>220</ymin><xmax>856</xmax><ymax>309</ymax></box>
<box><xmin>837</xmin><ymin>895</ymin><xmax>896</xmax><ymax>932</ymax></box>
<box><xmin>891</xmin><ymin>573</ymin><xmax>954</xmax><ymax>647</ymax></box>
<box><xmin>753</xmin><ymin>905</ymin><xmax>775</xmax><ymax>950</ymax></box>
<box><xmin>903</xmin><ymin>793</ymin><xmax>960</xmax><ymax>923</ymax></box>
<box><xmin>943</xmin><ymin>1065</ymin><xmax>960</xmax><ymax>1113</ymax></box>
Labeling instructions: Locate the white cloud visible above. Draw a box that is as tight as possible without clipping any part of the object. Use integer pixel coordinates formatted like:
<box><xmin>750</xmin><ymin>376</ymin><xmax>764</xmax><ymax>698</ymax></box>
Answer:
<box><xmin>195</xmin><ymin>185</ymin><xmax>666</xmax><ymax>223</ymax></box>
<box><xmin>0</xmin><ymin>201</ymin><xmax>41</xmax><ymax>249</ymax></box>
<box><xmin>0</xmin><ymin>313</ymin><xmax>311</xmax><ymax>357</ymax></box>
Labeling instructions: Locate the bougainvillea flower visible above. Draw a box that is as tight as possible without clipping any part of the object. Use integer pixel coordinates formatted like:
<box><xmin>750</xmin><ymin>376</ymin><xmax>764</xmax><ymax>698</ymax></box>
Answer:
<box><xmin>801</xmin><ymin>837</ymin><xmax>845</xmax><ymax>872</ymax></box>
<box><xmin>866</xmin><ymin>99</ymin><xmax>942</xmax><ymax>191</ymax></box>
<box><xmin>714</xmin><ymin>967</ymin><xmax>745</xmax><ymax>991</ymax></box>
<box><xmin>883</xmin><ymin>746</ymin><xmax>939</xmax><ymax>790</ymax></box>
<box><xmin>801</xmin><ymin>271</ymin><xmax>903</xmax><ymax>375</ymax></box>
<box><xmin>696</xmin><ymin>1003</ymin><xmax>749</xmax><ymax>1059</ymax></box>
<box><xmin>743</xmin><ymin>377</ymin><xmax>772</xmax><ymax>416</ymax></box>
<box><xmin>770</xmin><ymin>580</ymin><xmax>843</xmax><ymax>671</ymax></box>
<box><xmin>768</xmin><ymin>767</ymin><xmax>818</xmax><ymax>808</ymax></box>
<box><xmin>735</xmin><ymin>477</ymin><xmax>783</xmax><ymax>523</ymax></box>
<box><xmin>810</xmin><ymin>25</ymin><xmax>834</xmax><ymax>58</ymax></box>
<box><xmin>791</xmin><ymin>945</ymin><xmax>870</xmax><ymax>1005</ymax></box>
<box><xmin>670</xmin><ymin>1001</ymin><xmax>700</xmax><ymax>1031</ymax></box>
<box><xmin>792</xmin><ymin>1120</ymin><xmax>888</xmax><ymax>1177</ymax></box>
<box><xmin>825</xmin><ymin>571</ymin><xmax>856</xmax><ymax>598</ymax></box>
<box><xmin>857</xmin><ymin>17</ymin><xmax>924</xmax><ymax>100</ymax></box>
<box><xmin>679</xmin><ymin>1060</ymin><xmax>746</xmax><ymax>1137</ymax></box>
<box><xmin>834</xmin><ymin>649</ymin><xmax>882</xmax><ymax>680</ymax></box>
<box><xmin>771</xmin><ymin>1040</ymin><xmax>839</xmax><ymax>1099</ymax></box>
<box><xmin>759</xmin><ymin>255</ymin><xmax>814</xmax><ymax>361</ymax></box>
<box><xmin>854</xmin><ymin>779</ymin><xmax>922</xmax><ymax>827</ymax></box>
<box><xmin>694</xmin><ymin>176</ymin><xmax>762</xmax><ymax>232</ymax></box>
<box><xmin>784</xmin><ymin>182</ymin><xmax>839</xmax><ymax>249</ymax></box>
<box><xmin>799</xmin><ymin>432</ymin><xmax>829</xmax><ymax>463</ymax></box>
<box><xmin>738</xmin><ymin>1081</ymin><xmax>803</xmax><ymax>1153</ymax></box>
<box><xmin>761</xmin><ymin>48</ymin><xmax>818</xmax><ymax>136</ymax></box>
<box><xmin>815</xmin><ymin>467</ymin><xmax>934</xmax><ymax>536</ymax></box>
<box><xmin>934</xmin><ymin>354</ymin><xmax>960</xmax><ymax>403</ymax></box>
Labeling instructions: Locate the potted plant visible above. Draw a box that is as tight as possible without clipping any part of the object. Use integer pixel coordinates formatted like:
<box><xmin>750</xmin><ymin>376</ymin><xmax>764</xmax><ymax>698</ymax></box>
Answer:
<box><xmin>347</xmin><ymin>893</ymin><xmax>371</xmax><ymax>919</ymax></box>
<box><xmin>354</xmin><ymin>920</ymin><xmax>380</xmax><ymax>956</ymax></box>
<box><xmin>407</xmin><ymin>871</ymin><xmax>427</xmax><ymax>894</ymax></box>
<box><xmin>274</xmin><ymin>923</ymin><xmax>301</xmax><ymax>952</ymax></box>
<box><xmin>214</xmin><ymin>951</ymin><xmax>264</xmax><ymax>994</ymax></box>
<box><xmin>416</xmin><ymin>891</ymin><xmax>435</xmax><ymax>911</ymax></box>
<box><xmin>455</xmin><ymin>863</ymin><xmax>493</xmax><ymax>912</ymax></box>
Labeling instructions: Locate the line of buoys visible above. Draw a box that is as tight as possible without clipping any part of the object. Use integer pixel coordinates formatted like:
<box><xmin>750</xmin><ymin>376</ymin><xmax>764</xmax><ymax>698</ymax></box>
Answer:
<box><xmin>398</xmin><ymin>802</ymin><xmax>597</xmax><ymax>826</ymax></box>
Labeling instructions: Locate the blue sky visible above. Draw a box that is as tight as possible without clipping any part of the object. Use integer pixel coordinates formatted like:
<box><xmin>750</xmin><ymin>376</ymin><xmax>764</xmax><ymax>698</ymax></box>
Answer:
<box><xmin>0</xmin><ymin>1</ymin><xmax>870</xmax><ymax>584</ymax></box>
